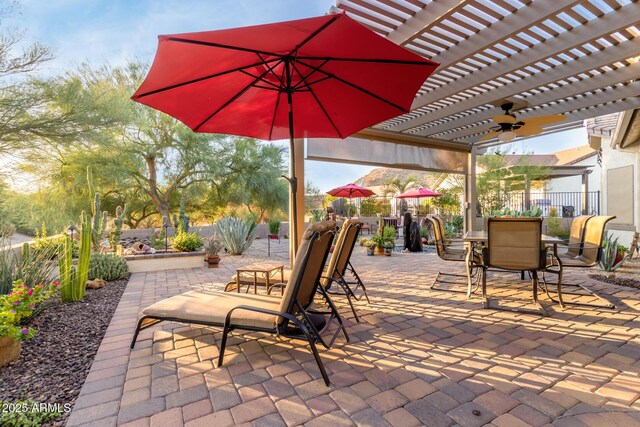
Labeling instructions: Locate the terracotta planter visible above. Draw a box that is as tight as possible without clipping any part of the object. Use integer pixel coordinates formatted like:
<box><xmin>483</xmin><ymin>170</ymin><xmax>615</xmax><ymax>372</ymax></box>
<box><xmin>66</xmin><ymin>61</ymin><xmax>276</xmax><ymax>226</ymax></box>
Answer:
<box><xmin>375</xmin><ymin>245</ymin><xmax>384</xmax><ymax>255</ymax></box>
<box><xmin>205</xmin><ymin>255</ymin><xmax>220</xmax><ymax>268</ymax></box>
<box><xmin>0</xmin><ymin>335</ymin><xmax>21</xmax><ymax>368</ymax></box>
<box><xmin>269</xmin><ymin>234</ymin><xmax>279</xmax><ymax>240</ymax></box>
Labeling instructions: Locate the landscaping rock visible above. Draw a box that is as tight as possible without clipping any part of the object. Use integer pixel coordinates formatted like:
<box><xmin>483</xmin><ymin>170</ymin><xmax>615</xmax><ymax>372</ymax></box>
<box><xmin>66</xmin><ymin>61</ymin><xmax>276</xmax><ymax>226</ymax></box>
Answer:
<box><xmin>0</xmin><ymin>278</ymin><xmax>129</xmax><ymax>427</ymax></box>
<box><xmin>86</xmin><ymin>278</ymin><xmax>106</xmax><ymax>289</ymax></box>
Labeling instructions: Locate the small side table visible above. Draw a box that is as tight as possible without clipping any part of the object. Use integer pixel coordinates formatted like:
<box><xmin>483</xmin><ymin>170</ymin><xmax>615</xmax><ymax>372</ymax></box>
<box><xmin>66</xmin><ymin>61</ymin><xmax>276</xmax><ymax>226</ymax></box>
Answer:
<box><xmin>235</xmin><ymin>263</ymin><xmax>284</xmax><ymax>294</ymax></box>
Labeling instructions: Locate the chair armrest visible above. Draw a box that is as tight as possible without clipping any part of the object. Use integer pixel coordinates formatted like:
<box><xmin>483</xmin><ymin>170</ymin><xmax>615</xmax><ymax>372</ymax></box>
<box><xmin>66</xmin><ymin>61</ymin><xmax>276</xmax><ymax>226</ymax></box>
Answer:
<box><xmin>224</xmin><ymin>305</ymin><xmax>299</xmax><ymax>328</ymax></box>
<box><xmin>267</xmin><ymin>282</ymin><xmax>286</xmax><ymax>295</ymax></box>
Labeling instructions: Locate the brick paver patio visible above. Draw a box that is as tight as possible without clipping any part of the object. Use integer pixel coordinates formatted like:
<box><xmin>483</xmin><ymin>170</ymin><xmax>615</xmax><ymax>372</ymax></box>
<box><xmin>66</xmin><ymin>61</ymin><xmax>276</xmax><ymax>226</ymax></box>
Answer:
<box><xmin>66</xmin><ymin>239</ymin><xmax>640</xmax><ymax>426</ymax></box>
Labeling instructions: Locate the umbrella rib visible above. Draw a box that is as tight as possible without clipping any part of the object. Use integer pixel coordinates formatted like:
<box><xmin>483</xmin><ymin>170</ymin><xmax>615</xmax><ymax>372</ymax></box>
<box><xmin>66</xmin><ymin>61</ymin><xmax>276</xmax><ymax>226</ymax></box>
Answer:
<box><xmin>193</xmin><ymin>59</ymin><xmax>283</xmax><ymax>131</ymax></box>
<box><xmin>296</xmin><ymin>59</ymin><xmax>407</xmax><ymax>113</ymax></box>
<box><xmin>166</xmin><ymin>37</ymin><xmax>282</xmax><ymax>58</ymax></box>
<box><xmin>133</xmin><ymin>58</ymin><xmax>280</xmax><ymax>98</ymax></box>
<box><xmin>291</xmin><ymin>59</ymin><xmax>330</xmax><ymax>91</ymax></box>
<box><xmin>292</xmin><ymin>62</ymin><xmax>343</xmax><ymax>138</ymax></box>
<box><xmin>292</xmin><ymin>14</ymin><xmax>341</xmax><ymax>54</ymax></box>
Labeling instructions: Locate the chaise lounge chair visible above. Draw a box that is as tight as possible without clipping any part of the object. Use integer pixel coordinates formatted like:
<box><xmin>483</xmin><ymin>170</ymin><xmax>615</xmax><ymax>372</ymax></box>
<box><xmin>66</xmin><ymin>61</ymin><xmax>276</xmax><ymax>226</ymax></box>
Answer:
<box><xmin>225</xmin><ymin>219</ymin><xmax>369</xmax><ymax>322</ymax></box>
<box><xmin>130</xmin><ymin>221</ymin><xmax>348</xmax><ymax>386</ymax></box>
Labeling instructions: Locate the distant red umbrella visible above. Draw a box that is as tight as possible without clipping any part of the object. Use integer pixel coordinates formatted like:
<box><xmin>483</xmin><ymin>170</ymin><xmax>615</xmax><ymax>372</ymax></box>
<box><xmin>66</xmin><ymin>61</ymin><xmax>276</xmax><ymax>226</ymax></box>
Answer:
<box><xmin>327</xmin><ymin>183</ymin><xmax>376</xmax><ymax>199</ymax></box>
<box><xmin>327</xmin><ymin>184</ymin><xmax>376</xmax><ymax>218</ymax></box>
<box><xmin>132</xmin><ymin>12</ymin><xmax>438</xmax><ymax>254</ymax></box>
<box><xmin>396</xmin><ymin>187</ymin><xmax>441</xmax><ymax>198</ymax></box>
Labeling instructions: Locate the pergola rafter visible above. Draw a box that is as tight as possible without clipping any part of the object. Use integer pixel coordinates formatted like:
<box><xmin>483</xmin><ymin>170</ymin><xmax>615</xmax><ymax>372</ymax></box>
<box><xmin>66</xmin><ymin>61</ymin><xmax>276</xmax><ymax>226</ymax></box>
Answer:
<box><xmin>335</xmin><ymin>0</ymin><xmax>640</xmax><ymax>144</ymax></box>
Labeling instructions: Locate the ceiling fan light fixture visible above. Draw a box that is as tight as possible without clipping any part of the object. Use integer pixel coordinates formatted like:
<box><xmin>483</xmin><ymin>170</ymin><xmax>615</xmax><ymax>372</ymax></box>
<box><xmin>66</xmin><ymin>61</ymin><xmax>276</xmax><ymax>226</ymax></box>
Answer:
<box><xmin>498</xmin><ymin>130</ymin><xmax>516</xmax><ymax>142</ymax></box>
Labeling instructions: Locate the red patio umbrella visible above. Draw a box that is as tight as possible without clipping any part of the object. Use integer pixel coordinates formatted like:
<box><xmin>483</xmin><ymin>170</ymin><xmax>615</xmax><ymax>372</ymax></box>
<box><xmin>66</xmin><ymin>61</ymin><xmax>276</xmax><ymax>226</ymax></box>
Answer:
<box><xmin>327</xmin><ymin>183</ymin><xmax>376</xmax><ymax>217</ymax></box>
<box><xmin>396</xmin><ymin>187</ymin><xmax>441</xmax><ymax>198</ymax></box>
<box><xmin>131</xmin><ymin>12</ymin><xmax>438</xmax><ymax>254</ymax></box>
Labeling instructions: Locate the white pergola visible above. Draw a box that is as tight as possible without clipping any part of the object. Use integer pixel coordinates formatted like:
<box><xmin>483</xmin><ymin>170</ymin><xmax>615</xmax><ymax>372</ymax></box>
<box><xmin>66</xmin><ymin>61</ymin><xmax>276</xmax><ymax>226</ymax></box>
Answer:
<box><xmin>291</xmin><ymin>1</ymin><xmax>640</xmax><ymax>251</ymax></box>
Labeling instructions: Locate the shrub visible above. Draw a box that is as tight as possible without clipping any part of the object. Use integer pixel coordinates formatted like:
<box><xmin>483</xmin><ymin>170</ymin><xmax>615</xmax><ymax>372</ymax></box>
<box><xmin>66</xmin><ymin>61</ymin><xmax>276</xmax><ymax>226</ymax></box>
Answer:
<box><xmin>0</xmin><ymin>279</ymin><xmax>59</xmax><ymax>340</ymax></box>
<box><xmin>449</xmin><ymin>215</ymin><xmax>464</xmax><ymax>233</ymax></box>
<box><xmin>171</xmin><ymin>231</ymin><xmax>204</xmax><ymax>252</ymax></box>
<box><xmin>0</xmin><ymin>398</ymin><xmax>64</xmax><ymax>426</ymax></box>
<box><xmin>268</xmin><ymin>218</ymin><xmax>281</xmax><ymax>235</ymax></box>
<box><xmin>359</xmin><ymin>237</ymin><xmax>368</xmax><ymax>246</ymax></box>
<box><xmin>217</xmin><ymin>216</ymin><xmax>257</xmax><ymax>255</ymax></box>
<box><xmin>88</xmin><ymin>254</ymin><xmax>129</xmax><ymax>281</ymax></box>
<box><xmin>204</xmin><ymin>234</ymin><xmax>224</xmax><ymax>256</ymax></box>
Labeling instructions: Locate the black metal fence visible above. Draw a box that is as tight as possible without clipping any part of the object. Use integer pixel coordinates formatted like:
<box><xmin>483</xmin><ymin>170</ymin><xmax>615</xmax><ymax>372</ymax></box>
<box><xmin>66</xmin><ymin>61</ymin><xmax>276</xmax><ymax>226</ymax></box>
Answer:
<box><xmin>330</xmin><ymin>191</ymin><xmax>600</xmax><ymax>218</ymax></box>
<box><xmin>500</xmin><ymin>191</ymin><xmax>600</xmax><ymax>217</ymax></box>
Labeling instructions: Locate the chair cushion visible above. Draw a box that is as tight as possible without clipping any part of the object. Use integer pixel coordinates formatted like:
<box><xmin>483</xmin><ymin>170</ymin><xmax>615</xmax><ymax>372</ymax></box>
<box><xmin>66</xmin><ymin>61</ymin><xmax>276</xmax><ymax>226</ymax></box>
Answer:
<box><xmin>142</xmin><ymin>290</ymin><xmax>282</xmax><ymax>329</ymax></box>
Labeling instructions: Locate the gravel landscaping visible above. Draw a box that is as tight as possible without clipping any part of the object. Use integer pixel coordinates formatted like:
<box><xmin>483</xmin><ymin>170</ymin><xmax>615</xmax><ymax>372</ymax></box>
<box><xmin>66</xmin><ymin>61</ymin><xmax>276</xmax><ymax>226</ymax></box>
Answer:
<box><xmin>589</xmin><ymin>257</ymin><xmax>640</xmax><ymax>290</ymax></box>
<box><xmin>0</xmin><ymin>278</ymin><xmax>129</xmax><ymax>426</ymax></box>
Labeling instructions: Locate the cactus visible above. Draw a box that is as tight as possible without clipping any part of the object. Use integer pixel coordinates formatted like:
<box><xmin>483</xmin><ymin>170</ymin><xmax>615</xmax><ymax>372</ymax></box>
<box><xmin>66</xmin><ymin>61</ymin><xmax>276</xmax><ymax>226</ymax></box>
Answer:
<box><xmin>21</xmin><ymin>242</ymin><xmax>30</xmax><ymax>263</ymax></box>
<box><xmin>59</xmin><ymin>212</ymin><xmax>92</xmax><ymax>302</ymax></box>
<box><xmin>109</xmin><ymin>204</ymin><xmax>128</xmax><ymax>248</ymax></box>
<box><xmin>87</xmin><ymin>166</ymin><xmax>108</xmax><ymax>250</ymax></box>
<box><xmin>172</xmin><ymin>197</ymin><xmax>190</xmax><ymax>234</ymax></box>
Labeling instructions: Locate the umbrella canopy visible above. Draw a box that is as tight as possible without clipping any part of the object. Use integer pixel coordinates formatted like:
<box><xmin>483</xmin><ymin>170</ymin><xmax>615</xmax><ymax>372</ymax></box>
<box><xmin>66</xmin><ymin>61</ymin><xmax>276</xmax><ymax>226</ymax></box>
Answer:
<box><xmin>396</xmin><ymin>187</ymin><xmax>441</xmax><ymax>198</ymax></box>
<box><xmin>132</xmin><ymin>12</ymin><xmax>438</xmax><ymax>254</ymax></box>
<box><xmin>327</xmin><ymin>183</ymin><xmax>376</xmax><ymax>199</ymax></box>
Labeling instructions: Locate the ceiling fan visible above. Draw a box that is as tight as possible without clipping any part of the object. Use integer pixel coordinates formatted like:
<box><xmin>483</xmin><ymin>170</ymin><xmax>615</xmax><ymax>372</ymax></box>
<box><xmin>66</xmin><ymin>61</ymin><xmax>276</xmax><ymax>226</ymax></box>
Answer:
<box><xmin>480</xmin><ymin>102</ymin><xmax>567</xmax><ymax>142</ymax></box>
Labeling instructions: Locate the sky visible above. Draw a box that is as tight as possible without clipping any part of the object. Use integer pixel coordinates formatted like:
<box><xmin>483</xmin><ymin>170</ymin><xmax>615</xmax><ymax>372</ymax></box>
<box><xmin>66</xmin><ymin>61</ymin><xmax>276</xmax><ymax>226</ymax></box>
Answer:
<box><xmin>5</xmin><ymin>0</ymin><xmax>589</xmax><ymax>192</ymax></box>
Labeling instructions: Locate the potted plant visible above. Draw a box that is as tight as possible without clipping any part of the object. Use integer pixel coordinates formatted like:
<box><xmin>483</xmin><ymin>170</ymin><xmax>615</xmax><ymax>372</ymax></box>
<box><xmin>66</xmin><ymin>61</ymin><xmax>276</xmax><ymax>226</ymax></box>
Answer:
<box><xmin>363</xmin><ymin>240</ymin><xmax>375</xmax><ymax>256</ymax></box>
<box><xmin>383</xmin><ymin>242</ymin><xmax>394</xmax><ymax>256</ymax></box>
<box><xmin>0</xmin><ymin>280</ymin><xmax>58</xmax><ymax>367</ymax></box>
<box><xmin>268</xmin><ymin>218</ymin><xmax>281</xmax><ymax>239</ymax></box>
<box><xmin>204</xmin><ymin>234</ymin><xmax>224</xmax><ymax>267</ymax></box>
<box><xmin>371</xmin><ymin>234</ymin><xmax>385</xmax><ymax>255</ymax></box>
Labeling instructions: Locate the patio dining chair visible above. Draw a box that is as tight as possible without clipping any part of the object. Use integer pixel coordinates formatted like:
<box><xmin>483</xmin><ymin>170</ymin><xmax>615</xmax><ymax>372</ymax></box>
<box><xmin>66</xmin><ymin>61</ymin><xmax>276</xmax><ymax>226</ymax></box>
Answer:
<box><xmin>130</xmin><ymin>221</ymin><xmax>348</xmax><ymax>386</ymax></box>
<box><xmin>556</xmin><ymin>215</ymin><xmax>594</xmax><ymax>259</ymax></box>
<box><xmin>428</xmin><ymin>216</ymin><xmax>481</xmax><ymax>297</ymax></box>
<box><xmin>226</xmin><ymin>219</ymin><xmax>369</xmax><ymax>322</ymax></box>
<box><xmin>481</xmin><ymin>217</ymin><xmax>549</xmax><ymax>316</ymax></box>
<box><xmin>543</xmin><ymin>215</ymin><xmax>616</xmax><ymax>309</ymax></box>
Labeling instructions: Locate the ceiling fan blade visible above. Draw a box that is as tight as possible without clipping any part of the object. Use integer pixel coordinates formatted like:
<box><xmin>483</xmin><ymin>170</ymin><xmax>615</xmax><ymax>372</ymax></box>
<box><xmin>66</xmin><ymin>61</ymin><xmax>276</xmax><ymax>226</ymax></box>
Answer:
<box><xmin>479</xmin><ymin>130</ymin><xmax>500</xmax><ymax>141</ymax></box>
<box><xmin>515</xmin><ymin>125</ymin><xmax>544</xmax><ymax>136</ymax></box>
<box><xmin>522</xmin><ymin>114</ymin><xmax>566</xmax><ymax>127</ymax></box>
<box><xmin>492</xmin><ymin>114</ymin><xmax>517</xmax><ymax>124</ymax></box>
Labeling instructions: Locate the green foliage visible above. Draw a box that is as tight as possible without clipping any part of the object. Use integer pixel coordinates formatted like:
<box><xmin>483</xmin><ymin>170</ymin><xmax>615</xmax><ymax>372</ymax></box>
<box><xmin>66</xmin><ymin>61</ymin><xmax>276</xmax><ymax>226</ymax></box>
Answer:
<box><xmin>217</xmin><ymin>217</ymin><xmax>257</xmax><ymax>255</ymax></box>
<box><xmin>0</xmin><ymin>398</ymin><xmax>63</xmax><ymax>426</ymax></box>
<box><xmin>420</xmin><ymin>225</ymin><xmax>430</xmax><ymax>239</ymax></box>
<box><xmin>359</xmin><ymin>237</ymin><xmax>369</xmax><ymax>246</ymax></box>
<box><xmin>383</xmin><ymin>175</ymin><xmax>420</xmax><ymax>197</ymax></box>
<box><xmin>204</xmin><ymin>233</ymin><xmax>224</xmax><ymax>256</ymax></box>
<box><xmin>449</xmin><ymin>215</ymin><xmax>464</xmax><ymax>233</ymax></box>
<box><xmin>59</xmin><ymin>212</ymin><xmax>91</xmax><ymax>303</ymax></box>
<box><xmin>372</xmin><ymin>226</ymin><xmax>396</xmax><ymax>248</ymax></box>
<box><xmin>432</xmin><ymin>191</ymin><xmax>461</xmax><ymax>217</ymax></box>
<box><xmin>268</xmin><ymin>218</ymin><xmax>281</xmax><ymax>235</ymax></box>
<box><xmin>150</xmin><ymin>227</ymin><xmax>167</xmax><ymax>250</ymax></box>
<box><xmin>88</xmin><ymin>254</ymin><xmax>129</xmax><ymax>281</ymax></box>
<box><xmin>600</xmin><ymin>232</ymin><xmax>628</xmax><ymax>272</ymax></box>
<box><xmin>88</xmin><ymin>167</ymin><xmax>109</xmax><ymax>250</ymax></box>
<box><xmin>490</xmin><ymin>207</ymin><xmax>543</xmax><ymax>217</ymax></box>
<box><xmin>0</xmin><ymin>280</ymin><xmax>58</xmax><ymax>340</ymax></box>
<box><xmin>546</xmin><ymin>216</ymin><xmax>567</xmax><ymax>239</ymax></box>
<box><xmin>0</xmin><ymin>235</ymin><xmax>59</xmax><ymax>295</ymax></box>
<box><xmin>171</xmin><ymin>230</ymin><xmax>203</xmax><ymax>252</ymax></box>
<box><xmin>309</xmin><ymin>209</ymin><xmax>325</xmax><ymax>223</ymax></box>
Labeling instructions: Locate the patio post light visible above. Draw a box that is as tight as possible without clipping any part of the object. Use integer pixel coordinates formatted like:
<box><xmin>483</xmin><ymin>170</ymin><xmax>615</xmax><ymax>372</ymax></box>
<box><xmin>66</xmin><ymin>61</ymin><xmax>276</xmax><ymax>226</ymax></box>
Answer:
<box><xmin>162</xmin><ymin>217</ymin><xmax>169</xmax><ymax>253</ymax></box>
<box><xmin>67</xmin><ymin>224</ymin><xmax>77</xmax><ymax>240</ymax></box>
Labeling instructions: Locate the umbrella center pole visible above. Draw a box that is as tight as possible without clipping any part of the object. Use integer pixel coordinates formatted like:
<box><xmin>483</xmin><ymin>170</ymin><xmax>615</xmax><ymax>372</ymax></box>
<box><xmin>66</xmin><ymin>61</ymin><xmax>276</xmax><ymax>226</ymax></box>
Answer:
<box><xmin>285</xmin><ymin>58</ymin><xmax>300</xmax><ymax>256</ymax></box>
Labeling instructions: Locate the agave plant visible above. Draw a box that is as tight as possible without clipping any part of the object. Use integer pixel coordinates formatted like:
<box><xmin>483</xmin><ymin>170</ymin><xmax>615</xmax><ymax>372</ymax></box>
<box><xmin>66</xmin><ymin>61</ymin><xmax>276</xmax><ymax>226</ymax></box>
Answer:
<box><xmin>599</xmin><ymin>232</ymin><xmax>628</xmax><ymax>272</ymax></box>
<box><xmin>216</xmin><ymin>217</ymin><xmax>257</xmax><ymax>255</ymax></box>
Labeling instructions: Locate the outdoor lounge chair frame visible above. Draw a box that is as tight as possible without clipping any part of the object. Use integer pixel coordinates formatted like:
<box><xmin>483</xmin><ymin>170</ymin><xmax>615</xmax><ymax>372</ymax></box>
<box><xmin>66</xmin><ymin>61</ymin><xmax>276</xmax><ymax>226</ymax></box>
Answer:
<box><xmin>542</xmin><ymin>215</ymin><xmax>616</xmax><ymax>310</ymax></box>
<box><xmin>130</xmin><ymin>226</ymin><xmax>348</xmax><ymax>386</ymax></box>
<box><xmin>322</xmin><ymin>221</ymin><xmax>370</xmax><ymax>322</ymax></box>
<box><xmin>427</xmin><ymin>216</ymin><xmax>481</xmax><ymax>297</ymax></box>
<box><xmin>481</xmin><ymin>217</ymin><xmax>549</xmax><ymax>316</ymax></box>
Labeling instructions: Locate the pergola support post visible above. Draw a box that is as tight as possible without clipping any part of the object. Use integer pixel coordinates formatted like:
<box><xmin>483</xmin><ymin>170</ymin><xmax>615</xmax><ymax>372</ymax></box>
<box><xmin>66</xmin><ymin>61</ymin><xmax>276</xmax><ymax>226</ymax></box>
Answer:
<box><xmin>581</xmin><ymin>172</ymin><xmax>589</xmax><ymax>214</ymax></box>
<box><xmin>289</xmin><ymin>138</ymin><xmax>305</xmax><ymax>267</ymax></box>
<box><xmin>464</xmin><ymin>145</ymin><xmax>477</xmax><ymax>233</ymax></box>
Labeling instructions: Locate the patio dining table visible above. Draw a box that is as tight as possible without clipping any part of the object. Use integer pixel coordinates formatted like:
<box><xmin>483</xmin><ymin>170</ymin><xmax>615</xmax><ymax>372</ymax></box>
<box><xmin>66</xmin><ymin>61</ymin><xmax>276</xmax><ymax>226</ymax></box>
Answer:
<box><xmin>463</xmin><ymin>231</ymin><xmax>565</xmax><ymax>313</ymax></box>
